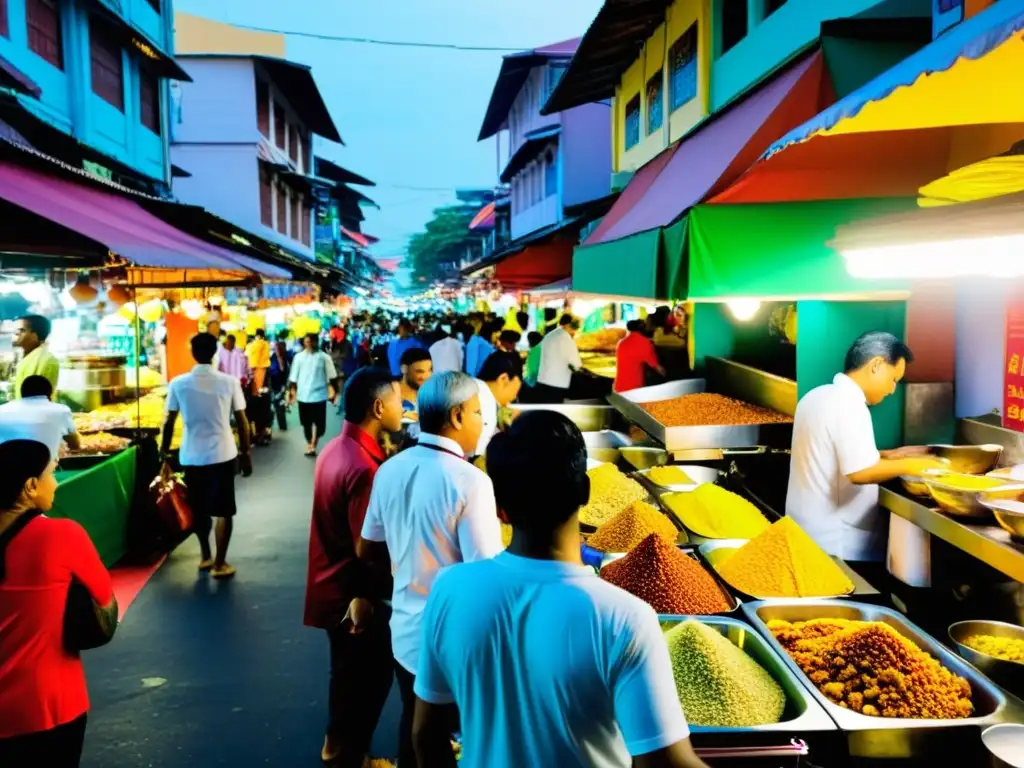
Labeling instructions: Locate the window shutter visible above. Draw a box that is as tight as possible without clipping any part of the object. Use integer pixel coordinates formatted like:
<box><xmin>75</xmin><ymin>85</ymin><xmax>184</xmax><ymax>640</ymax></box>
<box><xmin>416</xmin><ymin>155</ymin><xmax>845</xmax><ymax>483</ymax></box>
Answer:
<box><xmin>301</xmin><ymin>204</ymin><xmax>311</xmax><ymax>246</ymax></box>
<box><xmin>90</xmin><ymin>19</ymin><xmax>124</xmax><ymax>111</ymax></box>
<box><xmin>139</xmin><ymin>66</ymin><xmax>160</xmax><ymax>133</ymax></box>
<box><xmin>256</xmin><ymin>81</ymin><xmax>269</xmax><ymax>137</ymax></box>
<box><xmin>276</xmin><ymin>184</ymin><xmax>287</xmax><ymax>233</ymax></box>
<box><xmin>27</xmin><ymin>0</ymin><xmax>63</xmax><ymax>70</ymax></box>
<box><xmin>290</xmin><ymin>193</ymin><xmax>300</xmax><ymax>239</ymax></box>
<box><xmin>260</xmin><ymin>169</ymin><xmax>273</xmax><ymax>227</ymax></box>
<box><xmin>0</xmin><ymin>0</ymin><xmax>9</xmax><ymax>39</ymax></box>
<box><xmin>274</xmin><ymin>103</ymin><xmax>285</xmax><ymax>148</ymax></box>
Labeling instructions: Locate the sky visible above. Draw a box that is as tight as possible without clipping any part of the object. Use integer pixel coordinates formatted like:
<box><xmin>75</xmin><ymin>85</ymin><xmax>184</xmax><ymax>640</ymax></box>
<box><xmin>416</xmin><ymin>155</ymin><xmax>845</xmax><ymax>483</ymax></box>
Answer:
<box><xmin>175</xmin><ymin>0</ymin><xmax>605</xmax><ymax>262</ymax></box>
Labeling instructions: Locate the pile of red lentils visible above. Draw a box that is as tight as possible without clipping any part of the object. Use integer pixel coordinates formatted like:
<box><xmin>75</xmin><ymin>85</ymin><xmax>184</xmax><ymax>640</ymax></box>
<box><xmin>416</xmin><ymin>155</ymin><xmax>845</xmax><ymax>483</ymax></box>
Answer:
<box><xmin>601</xmin><ymin>534</ymin><xmax>733</xmax><ymax>615</ymax></box>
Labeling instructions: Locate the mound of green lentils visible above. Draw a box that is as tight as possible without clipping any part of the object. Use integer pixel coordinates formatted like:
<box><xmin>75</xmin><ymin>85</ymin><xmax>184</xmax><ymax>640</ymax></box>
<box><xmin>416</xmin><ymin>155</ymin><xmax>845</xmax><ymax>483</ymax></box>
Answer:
<box><xmin>664</xmin><ymin>620</ymin><xmax>786</xmax><ymax>727</ymax></box>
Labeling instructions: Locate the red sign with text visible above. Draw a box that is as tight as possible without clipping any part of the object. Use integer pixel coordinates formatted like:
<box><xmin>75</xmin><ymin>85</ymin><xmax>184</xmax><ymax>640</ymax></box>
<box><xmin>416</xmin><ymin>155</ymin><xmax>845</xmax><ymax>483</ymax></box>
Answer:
<box><xmin>1004</xmin><ymin>297</ymin><xmax>1024</xmax><ymax>431</ymax></box>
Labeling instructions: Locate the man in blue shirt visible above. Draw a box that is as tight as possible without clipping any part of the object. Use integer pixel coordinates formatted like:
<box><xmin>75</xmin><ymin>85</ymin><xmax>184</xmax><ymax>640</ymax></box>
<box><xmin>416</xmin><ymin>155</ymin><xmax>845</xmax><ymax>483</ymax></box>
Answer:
<box><xmin>464</xmin><ymin>320</ymin><xmax>498</xmax><ymax>378</ymax></box>
<box><xmin>288</xmin><ymin>333</ymin><xmax>339</xmax><ymax>457</ymax></box>
<box><xmin>387</xmin><ymin>318</ymin><xmax>426</xmax><ymax>377</ymax></box>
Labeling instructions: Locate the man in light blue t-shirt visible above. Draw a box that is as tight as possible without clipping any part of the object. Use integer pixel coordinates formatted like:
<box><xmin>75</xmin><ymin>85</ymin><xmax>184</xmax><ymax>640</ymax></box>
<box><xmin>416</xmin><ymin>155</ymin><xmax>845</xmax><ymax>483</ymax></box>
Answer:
<box><xmin>412</xmin><ymin>410</ymin><xmax>708</xmax><ymax>768</ymax></box>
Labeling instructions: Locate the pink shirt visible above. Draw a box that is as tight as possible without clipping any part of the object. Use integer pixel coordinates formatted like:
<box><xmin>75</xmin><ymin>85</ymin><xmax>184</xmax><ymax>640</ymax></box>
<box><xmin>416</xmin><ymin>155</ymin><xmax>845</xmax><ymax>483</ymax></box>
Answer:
<box><xmin>217</xmin><ymin>346</ymin><xmax>250</xmax><ymax>382</ymax></box>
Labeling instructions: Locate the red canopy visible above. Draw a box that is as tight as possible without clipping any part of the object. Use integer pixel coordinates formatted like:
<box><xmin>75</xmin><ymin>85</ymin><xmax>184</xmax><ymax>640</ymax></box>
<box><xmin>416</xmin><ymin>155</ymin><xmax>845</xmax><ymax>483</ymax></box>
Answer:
<box><xmin>494</xmin><ymin>240</ymin><xmax>574</xmax><ymax>290</ymax></box>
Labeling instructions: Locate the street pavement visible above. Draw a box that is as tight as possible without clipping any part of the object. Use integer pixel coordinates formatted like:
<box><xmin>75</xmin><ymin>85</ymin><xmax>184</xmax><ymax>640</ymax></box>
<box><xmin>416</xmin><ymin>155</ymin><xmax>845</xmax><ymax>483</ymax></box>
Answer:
<box><xmin>81</xmin><ymin>406</ymin><xmax>401</xmax><ymax>767</ymax></box>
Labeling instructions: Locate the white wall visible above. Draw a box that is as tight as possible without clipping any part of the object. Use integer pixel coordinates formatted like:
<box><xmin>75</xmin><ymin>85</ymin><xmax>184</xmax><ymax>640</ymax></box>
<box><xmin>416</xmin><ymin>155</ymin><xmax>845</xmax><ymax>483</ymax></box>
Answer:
<box><xmin>955</xmin><ymin>278</ymin><xmax>1007</xmax><ymax>419</ymax></box>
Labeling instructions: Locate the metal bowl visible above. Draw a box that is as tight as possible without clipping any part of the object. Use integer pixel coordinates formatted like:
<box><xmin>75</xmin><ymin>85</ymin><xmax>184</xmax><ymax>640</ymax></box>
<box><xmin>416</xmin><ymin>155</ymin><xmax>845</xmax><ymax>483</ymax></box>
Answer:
<box><xmin>978</xmin><ymin>491</ymin><xmax>1024</xmax><ymax>542</ymax></box>
<box><xmin>982</xmin><ymin>724</ymin><xmax>1024</xmax><ymax>768</ymax></box>
<box><xmin>582</xmin><ymin>430</ymin><xmax>633</xmax><ymax>464</ymax></box>
<box><xmin>929</xmin><ymin>444</ymin><xmax>1003</xmax><ymax>475</ymax></box>
<box><xmin>924</xmin><ymin>474</ymin><xmax>1013</xmax><ymax>519</ymax></box>
<box><xmin>950</xmin><ymin>620</ymin><xmax>1024</xmax><ymax>699</ymax></box>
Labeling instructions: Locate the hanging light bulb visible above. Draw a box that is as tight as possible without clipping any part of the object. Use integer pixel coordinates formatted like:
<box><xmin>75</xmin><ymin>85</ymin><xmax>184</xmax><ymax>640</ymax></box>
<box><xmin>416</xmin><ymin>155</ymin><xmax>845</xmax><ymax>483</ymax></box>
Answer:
<box><xmin>106</xmin><ymin>284</ymin><xmax>130</xmax><ymax>307</ymax></box>
<box><xmin>68</xmin><ymin>273</ymin><xmax>99</xmax><ymax>305</ymax></box>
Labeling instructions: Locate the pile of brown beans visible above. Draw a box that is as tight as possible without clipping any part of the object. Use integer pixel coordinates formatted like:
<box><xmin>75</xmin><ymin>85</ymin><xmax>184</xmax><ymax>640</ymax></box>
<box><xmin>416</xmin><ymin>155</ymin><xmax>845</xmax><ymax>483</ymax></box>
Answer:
<box><xmin>601</xmin><ymin>534</ymin><xmax>732</xmax><ymax>614</ymax></box>
<box><xmin>640</xmin><ymin>393</ymin><xmax>792</xmax><ymax>427</ymax></box>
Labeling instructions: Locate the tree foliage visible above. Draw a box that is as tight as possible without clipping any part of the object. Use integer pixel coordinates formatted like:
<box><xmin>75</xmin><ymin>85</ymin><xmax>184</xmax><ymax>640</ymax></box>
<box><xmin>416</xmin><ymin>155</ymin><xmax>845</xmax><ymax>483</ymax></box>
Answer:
<box><xmin>406</xmin><ymin>203</ymin><xmax>482</xmax><ymax>284</ymax></box>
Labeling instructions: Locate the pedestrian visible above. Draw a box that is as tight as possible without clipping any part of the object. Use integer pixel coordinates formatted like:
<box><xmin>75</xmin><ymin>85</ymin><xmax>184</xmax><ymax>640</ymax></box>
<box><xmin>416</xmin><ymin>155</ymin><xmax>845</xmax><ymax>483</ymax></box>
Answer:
<box><xmin>428</xmin><ymin>326</ymin><xmax>463</xmax><ymax>374</ymax></box>
<box><xmin>399</xmin><ymin>347</ymin><xmax>433</xmax><ymax>421</ymax></box>
<box><xmin>464</xmin><ymin>320</ymin><xmax>497</xmax><ymax>378</ymax></box>
<box><xmin>0</xmin><ymin>439</ymin><xmax>117</xmax><ymax>767</ymax></box>
<box><xmin>358</xmin><ymin>371</ymin><xmax>504</xmax><ymax>767</ymax></box>
<box><xmin>535</xmin><ymin>314</ymin><xmax>582</xmax><ymax>403</ymax></box>
<box><xmin>12</xmin><ymin>314</ymin><xmax>60</xmax><ymax>398</ymax></box>
<box><xmin>246</xmin><ymin>328</ymin><xmax>271</xmax><ymax>392</ymax></box>
<box><xmin>412</xmin><ymin>411</ymin><xmax>708</xmax><ymax>768</ymax></box>
<box><xmin>245</xmin><ymin>329</ymin><xmax>273</xmax><ymax>444</ymax></box>
<box><xmin>288</xmin><ymin>333</ymin><xmax>340</xmax><ymax>457</ymax></box>
<box><xmin>473</xmin><ymin>351</ymin><xmax>523</xmax><ymax>457</ymax></box>
<box><xmin>0</xmin><ymin>376</ymin><xmax>81</xmax><ymax>457</ymax></box>
<box><xmin>217</xmin><ymin>333</ymin><xmax>250</xmax><ymax>389</ymax></box>
<box><xmin>161</xmin><ymin>333</ymin><xmax>253</xmax><ymax>580</ymax></box>
<box><xmin>614</xmin><ymin>319</ymin><xmax>666</xmax><ymax>393</ymax></box>
<box><xmin>386</xmin><ymin>318</ymin><xmax>425</xmax><ymax>377</ymax></box>
<box><xmin>305</xmin><ymin>368</ymin><xmax>404</xmax><ymax>768</ymax></box>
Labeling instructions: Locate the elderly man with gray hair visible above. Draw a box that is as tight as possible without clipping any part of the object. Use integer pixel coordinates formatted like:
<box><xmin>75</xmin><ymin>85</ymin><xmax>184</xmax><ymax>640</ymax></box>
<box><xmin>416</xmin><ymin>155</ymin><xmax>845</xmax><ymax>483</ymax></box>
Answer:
<box><xmin>358</xmin><ymin>371</ymin><xmax>503</xmax><ymax>766</ymax></box>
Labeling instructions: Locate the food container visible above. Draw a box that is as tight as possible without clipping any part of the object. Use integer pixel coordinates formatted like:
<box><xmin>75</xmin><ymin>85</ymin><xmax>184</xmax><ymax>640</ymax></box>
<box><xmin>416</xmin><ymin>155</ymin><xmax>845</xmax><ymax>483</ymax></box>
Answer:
<box><xmin>699</xmin><ymin>540</ymin><xmax>857</xmax><ymax>600</ymax></box>
<box><xmin>510</xmin><ymin>403</ymin><xmax>621</xmax><ymax>433</ymax></box>
<box><xmin>924</xmin><ymin>474</ymin><xmax>1016</xmax><ymax>519</ymax></box>
<box><xmin>982</xmin><ymin>724</ymin><xmax>1024</xmax><ymax>768</ymax></box>
<box><xmin>979</xmin><ymin>488</ymin><xmax>1024</xmax><ymax>542</ymax></box>
<box><xmin>742</xmin><ymin>600</ymin><xmax>1023</xmax><ymax>758</ymax></box>
<box><xmin>582</xmin><ymin>430</ymin><xmax>633</xmax><ymax>464</ymax></box>
<box><xmin>929</xmin><ymin>444</ymin><xmax>1003</xmax><ymax>475</ymax></box>
<box><xmin>635</xmin><ymin>465</ymin><xmax>721</xmax><ymax>492</ymax></box>
<box><xmin>949</xmin><ymin>620</ymin><xmax>1024</xmax><ymax>697</ymax></box>
<box><xmin>900</xmin><ymin>467</ymin><xmax>949</xmax><ymax>497</ymax></box>
<box><xmin>599</xmin><ymin>547</ymin><xmax>742</xmax><ymax>615</ymax></box>
<box><xmin>657</xmin><ymin>615</ymin><xmax>836</xmax><ymax>734</ymax></box>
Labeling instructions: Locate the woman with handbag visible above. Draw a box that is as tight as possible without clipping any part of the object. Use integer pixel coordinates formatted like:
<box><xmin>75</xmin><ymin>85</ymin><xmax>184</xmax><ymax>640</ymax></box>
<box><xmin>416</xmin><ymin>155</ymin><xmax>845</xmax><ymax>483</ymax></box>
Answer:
<box><xmin>0</xmin><ymin>439</ymin><xmax>118</xmax><ymax>766</ymax></box>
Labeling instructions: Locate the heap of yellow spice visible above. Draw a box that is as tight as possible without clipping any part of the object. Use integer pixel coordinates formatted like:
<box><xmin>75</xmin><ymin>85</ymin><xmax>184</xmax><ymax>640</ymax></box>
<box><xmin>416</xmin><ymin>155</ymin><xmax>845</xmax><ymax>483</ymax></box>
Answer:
<box><xmin>579</xmin><ymin>463</ymin><xmax>648</xmax><ymax>527</ymax></box>
<box><xmin>662</xmin><ymin>484</ymin><xmax>769</xmax><ymax>539</ymax></box>
<box><xmin>716</xmin><ymin>517</ymin><xmax>854</xmax><ymax>598</ymax></box>
<box><xmin>648</xmin><ymin>466</ymin><xmax>695</xmax><ymax>486</ymax></box>
<box><xmin>588</xmin><ymin>500</ymin><xmax>681</xmax><ymax>553</ymax></box>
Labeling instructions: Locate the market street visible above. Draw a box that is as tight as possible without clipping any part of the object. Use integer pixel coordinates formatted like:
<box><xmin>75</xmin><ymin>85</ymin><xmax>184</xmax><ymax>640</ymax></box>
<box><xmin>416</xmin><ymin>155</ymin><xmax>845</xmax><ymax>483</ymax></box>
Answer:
<box><xmin>79</xmin><ymin>409</ymin><xmax>400</xmax><ymax>768</ymax></box>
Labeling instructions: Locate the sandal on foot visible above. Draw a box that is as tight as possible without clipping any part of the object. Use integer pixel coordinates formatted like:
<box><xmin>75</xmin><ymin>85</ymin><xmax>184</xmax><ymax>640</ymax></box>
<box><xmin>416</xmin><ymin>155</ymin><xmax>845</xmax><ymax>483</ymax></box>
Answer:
<box><xmin>211</xmin><ymin>564</ymin><xmax>237</xmax><ymax>579</ymax></box>
<box><xmin>198</xmin><ymin>559</ymin><xmax>215</xmax><ymax>571</ymax></box>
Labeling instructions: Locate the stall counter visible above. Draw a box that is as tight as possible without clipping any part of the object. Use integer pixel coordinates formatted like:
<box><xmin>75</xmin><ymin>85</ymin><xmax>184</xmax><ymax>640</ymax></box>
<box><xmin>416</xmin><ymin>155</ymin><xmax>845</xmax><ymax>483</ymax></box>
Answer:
<box><xmin>52</xmin><ymin>446</ymin><xmax>136</xmax><ymax>567</ymax></box>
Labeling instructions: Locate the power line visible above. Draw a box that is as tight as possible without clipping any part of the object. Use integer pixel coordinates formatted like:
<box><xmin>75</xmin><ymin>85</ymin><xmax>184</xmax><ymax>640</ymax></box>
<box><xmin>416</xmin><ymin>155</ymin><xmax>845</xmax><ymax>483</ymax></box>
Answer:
<box><xmin>229</xmin><ymin>23</ymin><xmax>525</xmax><ymax>51</ymax></box>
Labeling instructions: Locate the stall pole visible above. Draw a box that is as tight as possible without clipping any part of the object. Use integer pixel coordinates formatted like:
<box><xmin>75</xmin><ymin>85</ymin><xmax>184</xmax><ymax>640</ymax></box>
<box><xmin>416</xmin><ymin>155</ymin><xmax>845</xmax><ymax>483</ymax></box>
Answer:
<box><xmin>132</xmin><ymin>286</ymin><xmax>142</xmax><ymax>443</ymax></box>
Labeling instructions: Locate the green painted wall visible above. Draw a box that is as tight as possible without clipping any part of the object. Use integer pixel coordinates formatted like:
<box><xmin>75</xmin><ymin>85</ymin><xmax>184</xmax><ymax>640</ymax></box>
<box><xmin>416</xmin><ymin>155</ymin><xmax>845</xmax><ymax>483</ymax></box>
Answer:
<box><xmin>796</xmin><ymin>300</ymin><xmax>908</xmax><ymax>450</ymax></box>
<box><xmin>690</xmin><ymin>302</ymin><xmax>792</xmax><ymax>376</ymax></box>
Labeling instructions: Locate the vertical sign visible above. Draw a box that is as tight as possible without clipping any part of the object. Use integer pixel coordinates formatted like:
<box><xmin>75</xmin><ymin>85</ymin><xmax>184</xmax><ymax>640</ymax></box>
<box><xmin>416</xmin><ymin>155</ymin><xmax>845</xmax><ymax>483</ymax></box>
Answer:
<box><xmin>1004</xmin><ymin>296</ymin><xmax>1024</xmax><ymax>430</ymax></box>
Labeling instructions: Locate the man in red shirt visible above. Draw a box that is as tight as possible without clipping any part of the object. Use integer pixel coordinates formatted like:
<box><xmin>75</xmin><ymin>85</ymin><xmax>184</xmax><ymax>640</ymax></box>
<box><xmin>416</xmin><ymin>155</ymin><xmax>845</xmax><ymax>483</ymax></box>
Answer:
<box><xmin>614</xmin><ymin>320</ymin><xmax>666</xmax><ymax>393</ymax></box>
<box><xmin>304</xmin><ymin>367</ymin><xmax>404</xmax><ymax>767</ymax></box>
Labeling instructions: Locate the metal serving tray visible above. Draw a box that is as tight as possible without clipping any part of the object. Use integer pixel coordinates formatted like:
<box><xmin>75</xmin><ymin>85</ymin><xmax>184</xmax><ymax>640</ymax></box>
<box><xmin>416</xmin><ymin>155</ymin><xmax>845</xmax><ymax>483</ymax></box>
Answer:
<box><xmin>699</xmin><ymin>541</ymin><xmax>857</xmax><ymax>600</ymax></box>
<box><xmin>658</xmin><ymin>615</ymin><xmax>836</xmax><ymax>734</ymax></box>
<box><xmin>582</xmin><ymin>430</ymin><xmax>633</xmax><ymax>464</ymax></box>
<box><xmin>598</xmin><ymin>547</ymin><xmax>741</xmax><ymax>615</ymax></box>
<box><xmin>607</xmin><ymin>378</ymin><xmax>764</xmax><ymax>452</ymax></box>
<box><xmin>742</xmin><ymin>600</ymin><xmax>1024</xmax><ymax>756</ymax></box>
<box><xmin>510</xmin><ymin>402</ymin><xmax>623</xmax><ymax>433</ymax></box>
<box><xmin>634</xmin><ymin>464</ymin><xmax>722</xmax><ymax>492</ymax></box>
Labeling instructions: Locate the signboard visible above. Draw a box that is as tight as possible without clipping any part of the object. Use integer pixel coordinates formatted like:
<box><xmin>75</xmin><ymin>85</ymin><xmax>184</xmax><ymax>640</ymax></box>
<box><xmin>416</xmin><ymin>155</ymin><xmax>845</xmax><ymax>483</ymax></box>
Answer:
<box><xmin>1003</xmin><ymin>296</ymin><xmax>1024</xmax><ymax>431</ymax></box>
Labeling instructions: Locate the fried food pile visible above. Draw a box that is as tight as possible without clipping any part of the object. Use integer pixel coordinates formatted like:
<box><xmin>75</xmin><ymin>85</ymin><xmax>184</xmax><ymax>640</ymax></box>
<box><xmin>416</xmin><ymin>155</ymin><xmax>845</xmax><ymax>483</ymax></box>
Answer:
<box><xmin>579</xmin><ymin>463</ymin><xmax>647</xmax><ymax>527</ymax></box>
<box><xmin>769</xmin><ymin>618</ymin><xmax>974</xmax><ymax>719</ymax></box>
<box><xmin>640</xmin><ymin>393</ymin><xmax>792</xmax><ymax>427</ymax></box>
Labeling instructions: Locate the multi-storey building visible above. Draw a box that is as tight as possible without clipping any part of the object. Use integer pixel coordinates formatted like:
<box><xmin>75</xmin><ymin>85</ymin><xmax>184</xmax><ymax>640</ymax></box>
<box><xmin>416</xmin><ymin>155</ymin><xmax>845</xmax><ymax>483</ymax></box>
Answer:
<box><xmin>0</xmin><ymin>0</ymin><xmax>187</xmax><ymax>186</ymax></box>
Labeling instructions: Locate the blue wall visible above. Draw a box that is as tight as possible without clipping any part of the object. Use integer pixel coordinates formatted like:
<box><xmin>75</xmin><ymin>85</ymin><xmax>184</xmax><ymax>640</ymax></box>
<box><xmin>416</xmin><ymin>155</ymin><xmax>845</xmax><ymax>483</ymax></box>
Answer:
<box><xmin>0</xmin><ymin>0</ymin><xmax>174</xmax><ymax>182</ymax></box>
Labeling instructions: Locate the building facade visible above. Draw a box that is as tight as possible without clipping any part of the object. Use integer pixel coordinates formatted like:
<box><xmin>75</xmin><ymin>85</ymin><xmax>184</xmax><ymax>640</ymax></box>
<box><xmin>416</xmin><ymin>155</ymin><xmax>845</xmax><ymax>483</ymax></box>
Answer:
<box><xmin>169</xmin><ymin>41</ymin><xmax>342</xmax><ymax>260</ymax></box>
<box><xmin>0</xmin><ymin>0</ymin><xmax>183</xmax><ymax>183</ymax></box>
<box><xmin>479</xmin><ymin>39</ymin><xmax>611</xmax><ymax>242</ymax></box>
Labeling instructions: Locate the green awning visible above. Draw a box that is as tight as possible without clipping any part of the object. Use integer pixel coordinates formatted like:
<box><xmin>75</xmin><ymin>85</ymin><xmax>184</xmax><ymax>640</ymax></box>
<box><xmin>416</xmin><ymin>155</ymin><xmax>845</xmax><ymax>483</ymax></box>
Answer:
<box><xmin>572</xmin><ymin>220</ymin><xmax>688</xmax><ymax>301</ymax></box>
<box><xmin>686</xmin><ymin>198</ymin><xmax>915</xmax><ymax>300</ymax></box>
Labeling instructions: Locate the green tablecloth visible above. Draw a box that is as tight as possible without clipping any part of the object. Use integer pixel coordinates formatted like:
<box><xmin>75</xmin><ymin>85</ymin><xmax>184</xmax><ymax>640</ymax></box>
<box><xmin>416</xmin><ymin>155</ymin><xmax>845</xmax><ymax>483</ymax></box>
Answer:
<box><xmin>52</xmin><ymin>447</ymin><xmax>136</xmax><ymax>567</ymax></box>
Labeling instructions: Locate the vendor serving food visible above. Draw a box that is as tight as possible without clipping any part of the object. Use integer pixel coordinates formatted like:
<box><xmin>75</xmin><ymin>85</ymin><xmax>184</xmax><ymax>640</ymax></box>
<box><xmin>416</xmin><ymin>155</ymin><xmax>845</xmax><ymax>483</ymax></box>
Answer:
<box><xmin>786</xmin><ymin>332</ymin><xmax>945</xmax><ymax>563</ymax></box>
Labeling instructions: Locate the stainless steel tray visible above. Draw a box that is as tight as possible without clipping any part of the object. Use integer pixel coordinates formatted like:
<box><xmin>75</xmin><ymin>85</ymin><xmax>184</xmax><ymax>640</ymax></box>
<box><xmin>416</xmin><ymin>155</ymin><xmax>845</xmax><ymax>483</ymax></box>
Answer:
<box><xmin>582</xmin><ymin>430</ymin><xmax>633</xmax><ymax>464</ymax></box>
<box><xmin>742</xmin><ymin>600</ymin><xmax>1024</xmax><ymax>754</ymax></box>
<box><xmin>510</xmin><ymin>402</ymin><xmax>622</xmax><ymax>433</ymax></box>
<box><xmin>657</xmin><ymin>615</ymin><xmax>836</xmax><ymax>733</ymax></box>
<box><xmin>607</xmin><ymin>378</ymin><xmax>768</xmax><ymax>452</ymax></box>
<box><xmin>599</xmin><ymin>547</ymin><xmax>741</xmax><ymax>615</ymax></box>
<box><xmin>635</xmin><ymin>464</ymin><xmax>722</xmax><ymax>492</ymax></box>
<box><xmin>699</xmin><ymin>541</ymin><xmax>858</xmax><ymax>600</ymax></box>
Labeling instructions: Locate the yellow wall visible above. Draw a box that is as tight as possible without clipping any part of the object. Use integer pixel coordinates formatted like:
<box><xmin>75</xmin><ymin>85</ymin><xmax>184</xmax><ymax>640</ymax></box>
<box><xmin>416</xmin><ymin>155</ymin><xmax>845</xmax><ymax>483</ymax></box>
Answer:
<box><xmin>612</xmin><ymin>0</ymin><xmax>710</xmax><ymax>174</ymax></box>
<box><xmin>174</xmin><ymin>12</ymin><xmax>286</xmax><ymax>56</ymax></box>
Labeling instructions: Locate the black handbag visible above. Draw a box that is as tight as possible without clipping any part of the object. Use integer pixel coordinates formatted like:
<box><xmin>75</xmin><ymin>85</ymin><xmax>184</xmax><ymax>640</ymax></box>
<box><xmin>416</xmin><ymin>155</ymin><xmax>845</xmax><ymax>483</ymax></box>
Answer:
<box><xmin>0</xmin><ymin>510</ymin><xmax>118</xmax><ymax>654</ymax></box>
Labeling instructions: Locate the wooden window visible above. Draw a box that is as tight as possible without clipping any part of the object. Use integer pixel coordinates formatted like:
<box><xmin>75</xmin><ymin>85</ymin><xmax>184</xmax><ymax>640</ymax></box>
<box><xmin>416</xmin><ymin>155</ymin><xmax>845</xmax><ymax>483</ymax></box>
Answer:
<box><xmin>274</xmin><ymin>103</ymin><xmax>285</xmax><ymax>148</ymax></box>
<box><xmin>27</xmin><ymin>0</ymin><xmax>63</xmax><ymax>70</ymax></box>
<box><xmin>669</xmin><ymin>23</ymin><xmax>698</xmax><ymax>111</ymax></box>
<box><xmin>646</xmin><ymin>72</ymin><xmax>663</xmax><ymax>135</ymax></box>
<box><xmin>624</xmin><ymin>95</ymin><xmax>640</xmax><ymax>150</ymax></box>
<box><xmin>290</xmin><ymin>193</ymin><xmax>300</xmax><ymax>239</ymax></box>
<box><xmin>719</xmin><ymin>0</ymin><xmax>748</xmax><ymax>57</ymax></box>
<box><xmin>139</xmin><ymin>66</ymin><xmax>160</xmax><ymax>133</ymax></box>
<box><xmin>256</xmin><ymin>80</ymin><xmax>269</xmax><ymax>137</ymax></box>
<box><xmin>289</xmin><ymin>124</ymin><xmax>299</xmax><ymax>165</ymax></box>
<box><xmin>90</xmin><ymin>20</ymin><xmax>124</xmax><ymax>110</ymax></box>
<box><xmin>276</xmin><ymin>184</ymin><xmax>287</xmax><ymax>233</ymax></box>
<box><xmin>0</xmin><ymin>0</ymin><xmax>9</xmax><ymax>39</ymax></box>
<box><xmin>301</xmin><ymin>204</ymin><xmax>311</xmax><ymax>246</ymax></box>
<box><xmin>259</xmin><ymin>169</ymin><xmax>273</xmax><ymax>227</ymax></box>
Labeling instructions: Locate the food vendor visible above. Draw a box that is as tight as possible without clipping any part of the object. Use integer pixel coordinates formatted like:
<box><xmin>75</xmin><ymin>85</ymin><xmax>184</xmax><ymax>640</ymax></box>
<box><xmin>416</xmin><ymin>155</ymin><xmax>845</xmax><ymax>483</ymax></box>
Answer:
<box><xmin>0</xmin><ymin>376</ymin><xmax>80</xmax><ymax>457</ymax></box>
<box><xmin>614</xmin><ymin>320</ymin><xmax>666</xmax><ymax>393</ymax></box>
<box><xmin>12</xmin><ymin>315</ymin><xmax>59</xmax><ymax>399</ymax></box>
<box><xmin>786</xmin><ymin>332</ymin><xmax>946</xmax><ymax>563</ymax></box>
<box><xmin>535</xmin><ymin>314</ymin><xmax>582</xmax><ymax>403</ymax></box>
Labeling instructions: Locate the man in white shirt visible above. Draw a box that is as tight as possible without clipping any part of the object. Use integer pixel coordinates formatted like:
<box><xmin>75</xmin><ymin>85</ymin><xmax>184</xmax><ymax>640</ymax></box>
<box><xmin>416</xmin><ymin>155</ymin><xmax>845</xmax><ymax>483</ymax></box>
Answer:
<box><xmin>428</xmin><ymin>327</ymin><xmax>463</xmax><ymax>374</ymax></box>
<box><xmin>162</xmin><ymin>333</ymin><xmax>252</xmax><ymax>579</ymax></box>
<box><xmin>473</xmin><ymin>351</ymin><xmax>523</xmax><ymax>457</ymax></box>
<box><xmin>786</xmin><ymin>332</ymin><xmax>945</xmax><ymax>563</ymax></box>
<box><xmin>358</xmin><ymin>371</ymin><xmax>503</xmax><ymax>768</ymax></box>
<box><xmin>288</xmin><ymin>333</ymin><xmax>339</xmax><ymax>457</ymax></box>
<box><xmin>0</xmin><ymin>375</ymin><xmax>80</xmax><ymax>459</ymax></box>
<box><xmin>413</xmin><ymin>410</ymin><xmax>707</xmax><ymax>768</ymax></box>
<box><xmin>536</xmin><ymin>314</ymin><xmax>583</xmax><ymax>403</ymax></box>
